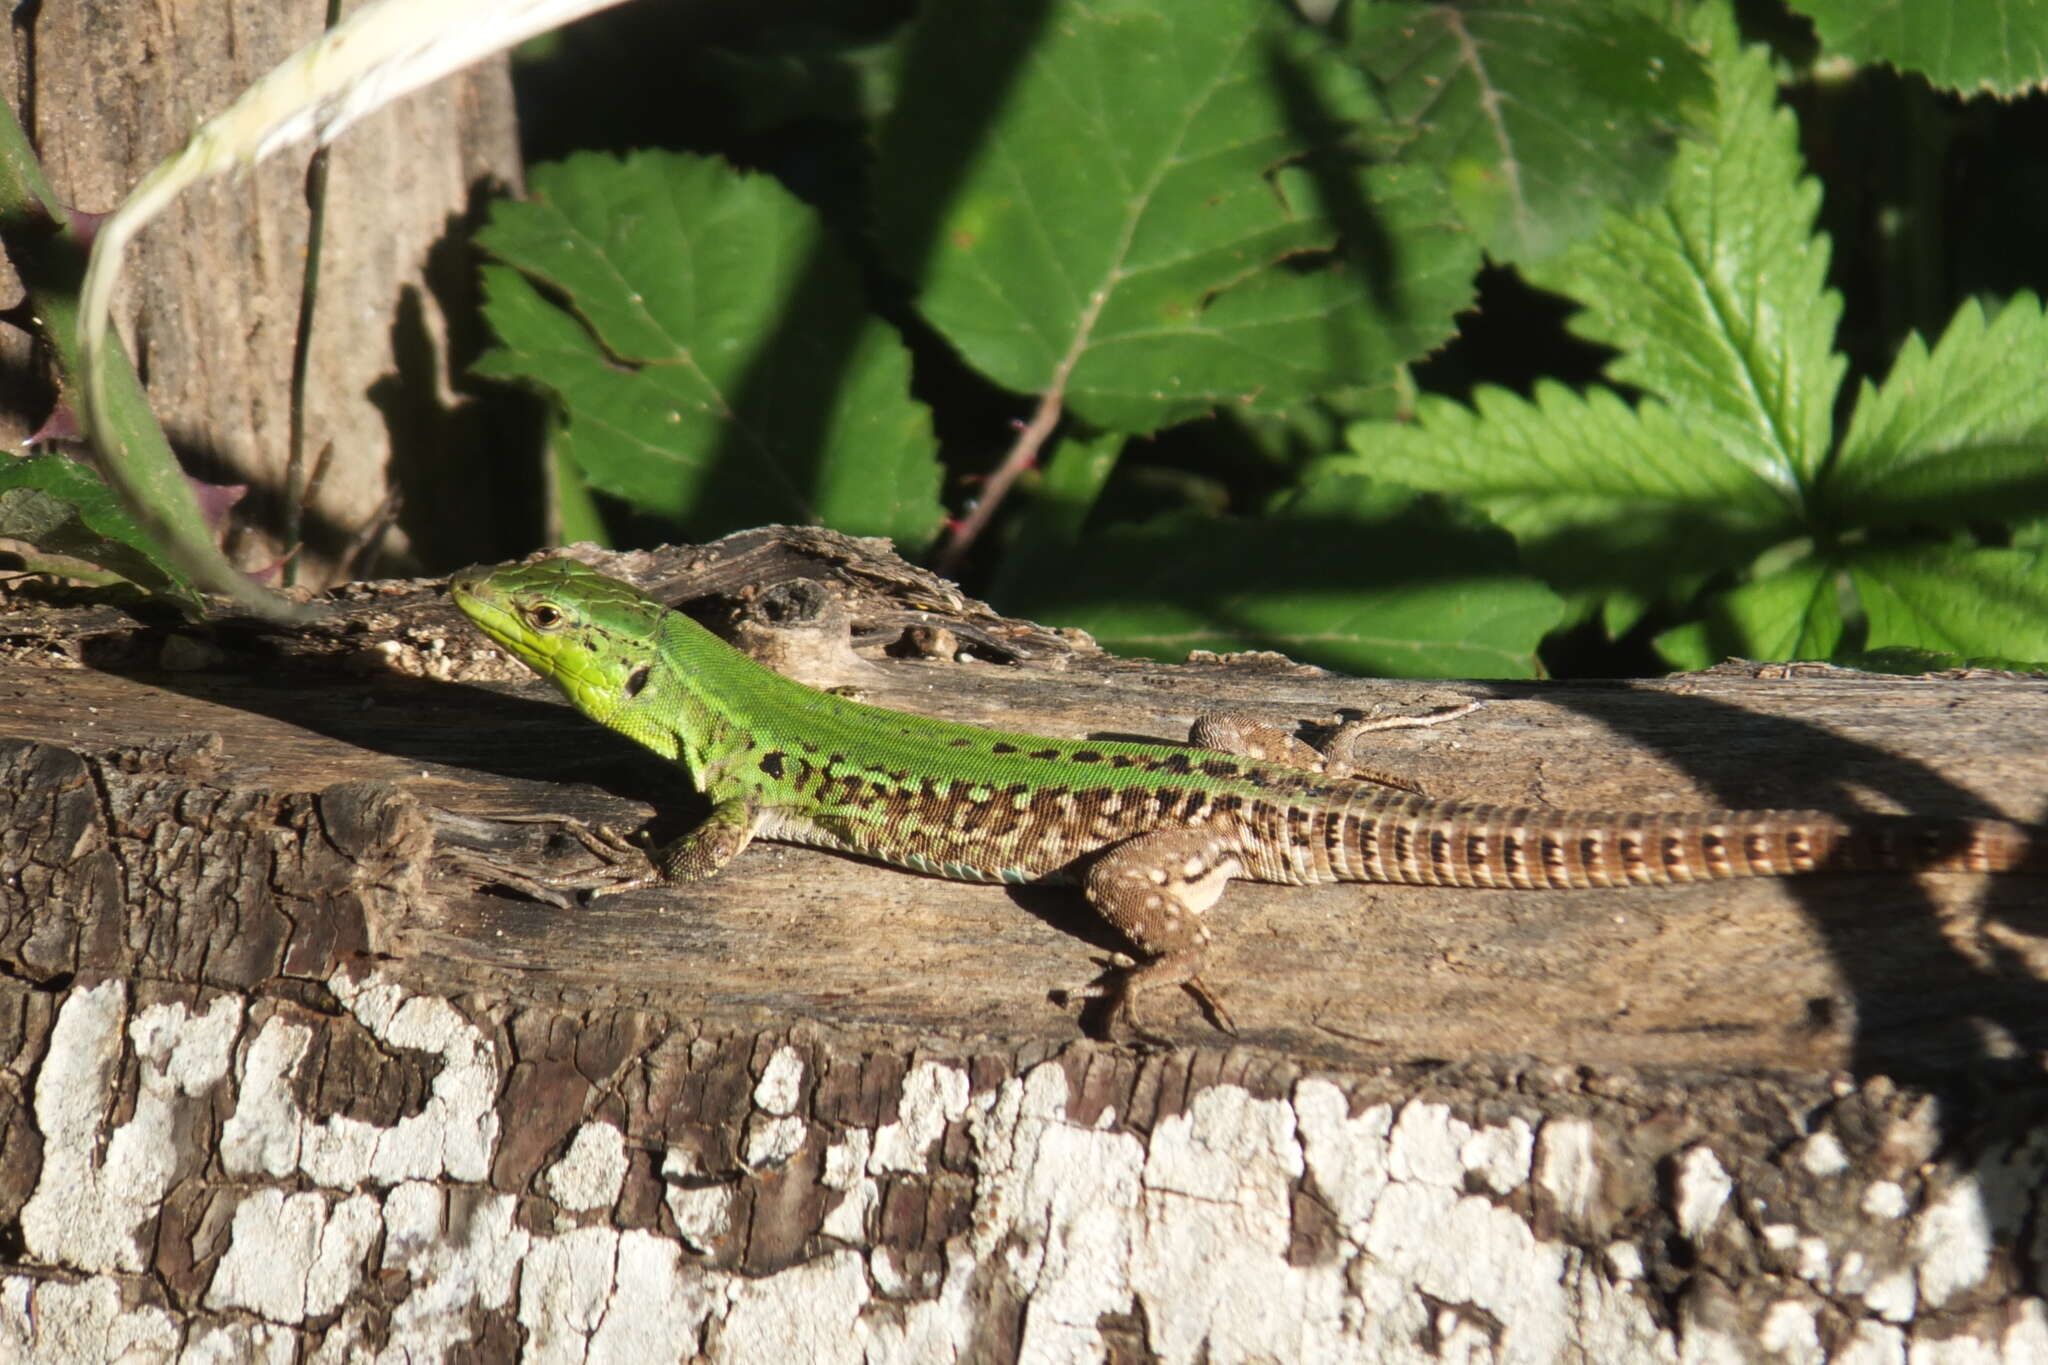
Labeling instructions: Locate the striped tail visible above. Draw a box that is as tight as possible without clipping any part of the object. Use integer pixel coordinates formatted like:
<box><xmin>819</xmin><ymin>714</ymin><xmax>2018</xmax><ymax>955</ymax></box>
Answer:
<box><xmin>1335</xmin><ymin>801</ymin><xmax>2044</xmax><ymax>890</ymax></box>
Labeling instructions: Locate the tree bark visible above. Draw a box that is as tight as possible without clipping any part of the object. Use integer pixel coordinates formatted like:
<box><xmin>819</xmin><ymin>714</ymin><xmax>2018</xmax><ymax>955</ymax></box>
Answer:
<box><xmin>0</xmin><ymin>0</ymin><xmax>533</xmax><ymax>585</ymax></box>
<box><xmin>2</xmin><ymin>528</ymin><xmax>2046</xmax><ymax>1360</ymax></box>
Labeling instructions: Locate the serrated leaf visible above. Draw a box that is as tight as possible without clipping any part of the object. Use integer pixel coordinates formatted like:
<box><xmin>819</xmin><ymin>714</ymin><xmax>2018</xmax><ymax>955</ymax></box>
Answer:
<box><xmin>1342</xmin><ymin>380</ymin><xmax>1798</xmax><ymax>591</ymax></box>
<box><xmin>1826</xmin><ymin>293</ymin><xmax>2048</xmax><ymax>528</ymax></box>
<box><xmin>1525</xmin><ymin>5</ymin><xmax>1844</xmax><ymax>493</ymax></box>
<box><xmin>1342</xmin><ymin>3</ymin><xmax>1852</xmax><ymax>663</ymax></box>
<box><xmin>476</xmin><ymin>151</ymin><xmax>944</xmax><ymax>548</ymax></box>
<box><xmin>873</xmin><ymin>0</ymin><xmax>1479</xmax><ymax>433</ymax></box>
<box><xmin>0</xmin><ymin>453</ymin><xmax>194</xmax><ymax>600</ymax></box>
<box><xmin>1347</xmin><ymin>0</ymin><xmax>1711</xmax><ymax>262</ymax></box>
<box><xmin>1793</xmin><ymin>0</ymin><xmax>2048</xmax><ymax>97</ymax></box>
<box><xmin>1850</xmin><ymin>545</ymin><xmax>2048</xmax><ymax>658</ymax></box>
<box><xmin>1652</xmin><ymin>558</ymin><xmax>1843</xmax><ymax>670</ymax></box>
<box><xmin>998</xmin><ymin>477</ymin><xmax>1565</xmax><ymax>678</ymax></box>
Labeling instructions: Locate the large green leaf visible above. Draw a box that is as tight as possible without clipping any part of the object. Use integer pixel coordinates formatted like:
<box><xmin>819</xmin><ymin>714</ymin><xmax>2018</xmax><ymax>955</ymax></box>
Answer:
<box><xmin>1850</xmin><ymin>545</ymin><xmax>2048</xmax><ymax>659</ymax></box>
<box><xmin>1345</xmin><ymin>3</ymin><xmax>1852</xmax><ymax>660</ymax></box>
<box><xmin>1347</xmin><ymin>0</ymin><xmax>1711</xmax><ymax>263</ymax></box>
<box><xmin>1342</xmin><ymin>381</ymin><xmax>1797</xmax><ymax>592</ymax></box>
<box><xmin>1524</xmin><ymin>4</ymin><xmax>1844</xmax><ymax>494</ymax></box>
<box><xmin>1825</xmin><ymin>294</ymin><xmax>2048</xmax><ymax>529</ymax></box>
<box><xmin>1000</xmin><ymin>477</ymin><xmax>1565</xmax><ymax>679</ymax></box>
<box><xmin>476</xmin><ymin>151</ymin><xmax>944</xmax><ymax>548</ymax></box>
<box><xmin>873</xmin><ymin>0</ymin><xmax>1479</xmax><ymax>432</ymax></box>
<box><xmin>1653</xmin><ymin>559</ymin><xmax>1844</xmax><ymax>670</ymax></box>
<box><xmin>1793</xmin><ymin>0</ymin><xmax>2048</xmax><ymax>97</ymax></box>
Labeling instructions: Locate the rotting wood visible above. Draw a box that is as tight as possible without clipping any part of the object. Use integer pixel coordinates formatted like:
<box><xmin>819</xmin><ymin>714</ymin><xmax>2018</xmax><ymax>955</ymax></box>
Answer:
<box><xmin>2</xmin><ymin>527</ymin><xmax>2047</xmax><ymax>1360</ymax></box>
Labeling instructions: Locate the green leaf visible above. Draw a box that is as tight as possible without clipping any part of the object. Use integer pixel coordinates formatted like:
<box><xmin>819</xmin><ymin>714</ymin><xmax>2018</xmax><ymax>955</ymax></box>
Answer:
<box><xmin>1343</xmin><ymin>3</ymin><xmax>1858</xmax><ymax>663</ymax></box>
<box><xmin>1837</xmin><ymin>646</ymin><xmax>2048</xmax><ymax>676</ymax></box>
<box><xmin>1524</xmin><ymin>5</ymin><xmax>1845</xmax><ymax>494</ymax></box>
<box><xmin>1652</xmin><ymin>558</ymin><xmax>1843</xmax><ymax>670</ymax></box>
<box><xmin>1793</xmin><ymin>0</ymin><xmax>2048</xmax><ymax>97</ymax></box>
<box><xmin>1341</xmin><ymin>381</ymin><xmax>1798</xmax><ymax>592</ymax></box>
<box><xmin>1004</xmin><ymin>429</ymin><xmax>1125</xmax><ymax>550</ymax></box>
<box><xmin>1826</xmin><ymin>293</ymin><xmax>2048</xmax><ymax>529</ymax></box>
<box><xmin>0</xmin><ymin>453</ymin><xmax>195</xmax><ymax>601</ymax></box>
<box><xmin>1347</xmin><ymin>0</ymin><xmax>1712</xmax><ymax>262</ymax></box>
<box><xmin>997</xmin><ymin>477</ymin><xmax>1566</xmax><ymax>678</ymax></box>
<box><xmin>873</xmin><ymin>0</ymin><xmax>1480</xmax><ymax>433</ymax></box>
<box><xmin>1850</xmin><ymin>545</ymin><xmax>2048</xmax><ymax>659</ymax></box>
<box><xmin>476</xmin><ymin>151</ymin><xmax>944</xmax><ymax>549</ymax></box>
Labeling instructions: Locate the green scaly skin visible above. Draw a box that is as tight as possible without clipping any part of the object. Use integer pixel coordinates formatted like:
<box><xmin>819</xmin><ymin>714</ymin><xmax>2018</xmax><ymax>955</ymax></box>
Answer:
<box><xmin>451</xmin><ymin>557</ymin><xmax>2043</xmax><ymax>1033</ymax></box>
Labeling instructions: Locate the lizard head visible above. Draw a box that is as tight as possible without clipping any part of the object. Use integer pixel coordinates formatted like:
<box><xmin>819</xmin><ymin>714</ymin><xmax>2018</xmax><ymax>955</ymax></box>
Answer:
<box><xmin>450</xmin><ymin>558</ymin><xmax>667</xmax><ymax>730</ymax></box>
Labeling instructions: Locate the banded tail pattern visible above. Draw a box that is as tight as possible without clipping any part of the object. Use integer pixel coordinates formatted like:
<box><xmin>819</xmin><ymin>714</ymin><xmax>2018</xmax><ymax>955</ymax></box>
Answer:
<box><xmin>1328</xmin><ymin>799</ymin><xmax>2043</xmax><ymax>890</ymax></box>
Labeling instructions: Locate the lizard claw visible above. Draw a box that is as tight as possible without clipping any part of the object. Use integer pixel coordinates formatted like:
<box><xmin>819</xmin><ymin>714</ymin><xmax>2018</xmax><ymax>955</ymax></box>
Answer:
<box><xmin>464</xmin><ymin>815</ymin><xmax>661</xmax><ymax>901</ymax></box>
<box><xmin>1061</xmin><ymin>960</ymin><xmax>1237</xmax><ymax>1044</ymax></box>
<box><xmin>1182</xmin><ymin>975</ymin><xmax>1238</xmax><ymax>1036</ymax></box>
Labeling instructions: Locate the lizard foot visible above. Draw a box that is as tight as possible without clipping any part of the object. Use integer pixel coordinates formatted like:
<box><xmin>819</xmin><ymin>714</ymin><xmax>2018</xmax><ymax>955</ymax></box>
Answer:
<box><xmin>1064</xmin><ymin>958</ymin><xmax>1238</xmax><ymax>1045</ymax></box>
<box><xmin>472</xmin><ymin>815</ymin><xmax>662</xmax><ymax>901</ymax></box>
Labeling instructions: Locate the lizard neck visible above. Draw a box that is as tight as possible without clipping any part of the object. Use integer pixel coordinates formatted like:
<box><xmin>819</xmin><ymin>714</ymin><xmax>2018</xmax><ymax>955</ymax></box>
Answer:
<box><xmin>600</xmin><ymin>607</ymin><xmax>823</xmax><ymax>787</ymax></box>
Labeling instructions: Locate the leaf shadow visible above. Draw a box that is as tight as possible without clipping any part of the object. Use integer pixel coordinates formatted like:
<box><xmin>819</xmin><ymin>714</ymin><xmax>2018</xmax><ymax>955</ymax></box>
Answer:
<box><xmin>1262</xmin><ymin>32</ymin><xmax>1402</xmax><ymax>346</ymax></box>
<box><xmin>680</xmin><ymin>0</ymin><xmax>1057</xmax><ymax>541</ymax></box>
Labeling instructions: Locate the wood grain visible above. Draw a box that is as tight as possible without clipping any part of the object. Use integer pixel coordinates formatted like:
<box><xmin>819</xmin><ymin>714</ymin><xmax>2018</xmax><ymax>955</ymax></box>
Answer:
<box><xmin>4</xmin><ymin>532</ymin><xmax>2046</xmax><ymax>1076</ymax></box>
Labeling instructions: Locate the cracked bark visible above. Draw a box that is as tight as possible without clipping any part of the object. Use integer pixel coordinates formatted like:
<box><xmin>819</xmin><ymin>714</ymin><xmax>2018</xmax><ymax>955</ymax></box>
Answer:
<box><xmin>2</xmin><ymin>527</ymin><xmax>2047</xmax><ymax>1361</ymax></box>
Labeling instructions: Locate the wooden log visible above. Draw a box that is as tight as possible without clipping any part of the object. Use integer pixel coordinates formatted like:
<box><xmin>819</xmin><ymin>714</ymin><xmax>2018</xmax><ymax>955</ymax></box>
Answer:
<box><xmin>2</xmin><ymin>527</ymin><xmax>2045</xmax><ymax>1360</ymax></box>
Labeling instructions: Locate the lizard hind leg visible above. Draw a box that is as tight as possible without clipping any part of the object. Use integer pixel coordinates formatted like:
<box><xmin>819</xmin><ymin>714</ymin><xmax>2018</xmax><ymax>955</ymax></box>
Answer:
<box><xmin>1190</xmin><ymin>710</ymin><xmax>1443</xmax><ymax>795</ymax></box>
<box><xmin>1078</xmin><ymin>828</ymin><xmax>1245</xmax><ymax>1037</ymax></box>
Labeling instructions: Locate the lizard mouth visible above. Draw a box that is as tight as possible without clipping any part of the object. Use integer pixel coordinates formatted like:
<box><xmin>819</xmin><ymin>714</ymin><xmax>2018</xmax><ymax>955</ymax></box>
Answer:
<box><xmin>451</xmin><ymin>577</ymin><xmax>553</xmax><ymax>674</ymax></box>
<box><xmin>449</xmin><ymin>576</ymin><xmax>519</xmax><ymax>652</ymax></box>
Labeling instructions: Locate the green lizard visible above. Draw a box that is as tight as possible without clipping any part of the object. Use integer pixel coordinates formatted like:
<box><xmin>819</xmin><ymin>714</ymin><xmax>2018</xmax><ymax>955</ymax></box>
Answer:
<box><xmin>451</xmin><ymin>556</ymin><xmax>2041</xmax><ymax>1035</ymax></box>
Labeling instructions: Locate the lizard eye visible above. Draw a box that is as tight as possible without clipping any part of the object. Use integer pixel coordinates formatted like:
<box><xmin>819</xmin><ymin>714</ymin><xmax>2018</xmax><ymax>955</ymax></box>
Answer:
<box><xmin>526</xmin><ymin>604</ymin><xmax>564</xmax><ymax>630</ymax></box>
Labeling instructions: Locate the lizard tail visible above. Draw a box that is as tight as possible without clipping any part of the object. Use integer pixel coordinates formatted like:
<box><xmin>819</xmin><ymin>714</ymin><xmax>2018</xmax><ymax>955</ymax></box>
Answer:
<box><xmin>1334</xmin><ymin>802</ymin><xmax>2043</xmax><ymax>889</ymax></box>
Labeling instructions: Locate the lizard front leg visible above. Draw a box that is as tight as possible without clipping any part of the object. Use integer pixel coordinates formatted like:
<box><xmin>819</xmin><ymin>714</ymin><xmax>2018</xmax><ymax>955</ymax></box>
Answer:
<box><xmin>1079</xmin><ymin>828</ymin><xmax>1245</xmax><ymax>1038</ymax></box>
<box><xmin>543</xmin><ymin>796</ymin><xmax>765</xmax><ymax>899</ymax></box>
<box><xmin>648</xmin><ymin>796</ymin><xmax>765</xmax><ymax>881</ymax></box>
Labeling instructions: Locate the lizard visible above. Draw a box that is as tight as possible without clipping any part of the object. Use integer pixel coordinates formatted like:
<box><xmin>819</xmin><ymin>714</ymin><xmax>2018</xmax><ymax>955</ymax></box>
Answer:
<box><xmin>450</xmin><ymin>555</ymin><xmax>2044</xmax><ymax>1036</ymax></box>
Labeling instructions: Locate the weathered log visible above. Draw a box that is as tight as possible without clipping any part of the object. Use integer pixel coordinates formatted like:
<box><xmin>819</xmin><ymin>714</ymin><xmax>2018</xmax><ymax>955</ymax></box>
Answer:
<box><xmin>2</xmin><ymin>528</ymin><xmax>2045</xmax><ymax>1360</ymax></box>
